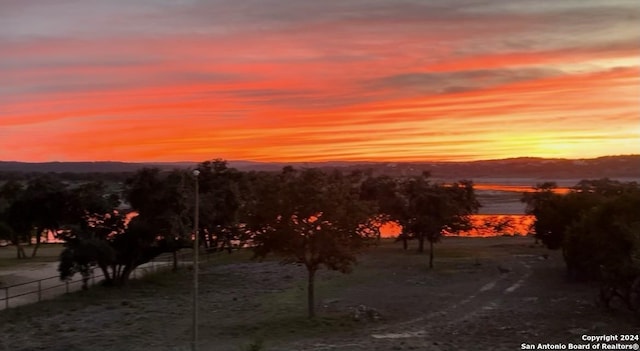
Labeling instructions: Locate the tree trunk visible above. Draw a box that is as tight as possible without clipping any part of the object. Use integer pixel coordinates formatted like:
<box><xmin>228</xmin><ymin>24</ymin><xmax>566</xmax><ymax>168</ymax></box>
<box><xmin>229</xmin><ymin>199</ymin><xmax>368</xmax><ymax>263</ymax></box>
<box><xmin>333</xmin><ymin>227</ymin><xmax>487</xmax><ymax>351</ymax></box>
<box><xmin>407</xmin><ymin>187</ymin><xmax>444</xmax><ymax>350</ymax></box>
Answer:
<box><xmin>429</xmin><ymin>240</ymin><xmax>434</xmax><ymax>269</ymax></box>
<box><xmin>225</xmin><ymin>237</ymin><xmax>233</xmax><ymax>253</ymax></box>
<box><xmin>204</xmin><ymin>230</ymin><xmax>212</xmax><ymax>249</ymax></box>
<box><xmin>417</xmin><ymin>233</ymin><xmax>425</xmax><ymax>253</ymax></box>
<box><xmin>307</xmin><ymin>268</ymin><xmax>317</xmax><ymax>319</ymax></box>
<box><xmin>172</xmin><ymin>251</ymin><xmax>178</xmax><ymax>272</ymax></box>
<box><xmin>402</xmin><ymin>236</ymin><xmax>408</xmax><ymax>250</ymax></box>
<box><xmin>119</xmin><ymin>265</ymin><xmax>133</xmax><ymax>285</ymax></box>
<box><xmin>15</xmin><ymin>242</ymin><xmax>26</xmax><ymax>259</ymax></box>
<box><xmin>99</xmin><ymin>264</ymin><xmax>112</xmax><ymax>283</ymax></box>
<box><xmin>31</xmin><ymin>230</ymin><xmax>43</xmax><ymax>258</ymax></box>
<box><xmin>199</xmin><ymin>231</ymin><xmax>207</xmax><ymax>250</ymax></box>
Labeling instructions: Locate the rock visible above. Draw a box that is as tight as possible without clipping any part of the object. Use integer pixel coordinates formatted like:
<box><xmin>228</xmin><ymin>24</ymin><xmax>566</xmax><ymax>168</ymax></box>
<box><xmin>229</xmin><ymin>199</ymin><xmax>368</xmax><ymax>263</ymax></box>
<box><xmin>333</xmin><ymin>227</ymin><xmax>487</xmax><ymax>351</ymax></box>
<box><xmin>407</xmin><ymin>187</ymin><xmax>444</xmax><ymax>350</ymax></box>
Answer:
<box><xmin>497</xmin><ymin>265</ymin><xmax>511</xmax><ymax>274</ymax></box>
<box><xmin>352</xmin><ymin>304</ymin><xmax>382</xmax><ymax>322</ymax></box>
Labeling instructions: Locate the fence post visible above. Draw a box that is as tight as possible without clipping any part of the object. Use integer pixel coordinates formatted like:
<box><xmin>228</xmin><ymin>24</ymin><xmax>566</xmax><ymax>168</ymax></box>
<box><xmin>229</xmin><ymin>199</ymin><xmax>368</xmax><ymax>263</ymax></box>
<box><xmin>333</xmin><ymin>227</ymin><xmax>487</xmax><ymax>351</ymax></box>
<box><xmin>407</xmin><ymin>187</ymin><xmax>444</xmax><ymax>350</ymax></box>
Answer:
<box><xmin>4</xmin><ymin>287</ymin><xmax>8</xmax><ymax>309</ymax></box>
<box><xmin>38</xmin><ymin>280</ymin><xmax>42</xmax><ymax>302</ymax></box>
<box><xmin>65</xmin><ymin>281</ymin><xmax>69</xmax><ymax>294</ymax></box>
<box><xmin>91</xmin><ymin>270</ymin><xmax>95</xmax><ymax>286</ymax></box>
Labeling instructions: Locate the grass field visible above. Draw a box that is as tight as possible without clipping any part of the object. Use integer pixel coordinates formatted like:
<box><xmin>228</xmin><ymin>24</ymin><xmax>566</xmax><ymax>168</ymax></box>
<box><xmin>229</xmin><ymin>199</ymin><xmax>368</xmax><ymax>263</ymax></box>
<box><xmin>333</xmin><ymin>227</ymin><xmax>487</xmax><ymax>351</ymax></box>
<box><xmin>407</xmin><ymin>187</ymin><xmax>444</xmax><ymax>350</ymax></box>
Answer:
<box><xmin>0</xmin><ymin>237</ymin><xmax>637</xmax><ymax>351</ymax></box>
<box><xmin>0</xmin><ymin>243</ymin><xmax>64</xmax><ymax>268</ymax></box>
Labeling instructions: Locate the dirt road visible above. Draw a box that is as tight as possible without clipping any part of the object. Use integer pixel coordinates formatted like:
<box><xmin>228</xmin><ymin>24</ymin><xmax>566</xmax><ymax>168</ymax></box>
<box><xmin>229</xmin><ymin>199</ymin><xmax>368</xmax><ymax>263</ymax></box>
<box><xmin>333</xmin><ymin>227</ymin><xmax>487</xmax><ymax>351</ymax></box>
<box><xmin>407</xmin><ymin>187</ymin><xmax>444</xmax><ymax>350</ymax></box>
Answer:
<box><xmin>283</xmin><ymin>240</ymin><xmax>638</xmax><ymax>350</ymax></box>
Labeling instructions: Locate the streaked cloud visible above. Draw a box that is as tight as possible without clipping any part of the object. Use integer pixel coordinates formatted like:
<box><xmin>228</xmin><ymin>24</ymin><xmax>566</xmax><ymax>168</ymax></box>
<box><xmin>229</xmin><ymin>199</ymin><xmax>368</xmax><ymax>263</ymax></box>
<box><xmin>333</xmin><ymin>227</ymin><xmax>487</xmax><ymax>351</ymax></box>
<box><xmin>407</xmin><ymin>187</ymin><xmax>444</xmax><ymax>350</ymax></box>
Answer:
<box><xmin>1</xmin><ymin>0</ymin><xmax>638</xmax><ymax>162</ymax></box>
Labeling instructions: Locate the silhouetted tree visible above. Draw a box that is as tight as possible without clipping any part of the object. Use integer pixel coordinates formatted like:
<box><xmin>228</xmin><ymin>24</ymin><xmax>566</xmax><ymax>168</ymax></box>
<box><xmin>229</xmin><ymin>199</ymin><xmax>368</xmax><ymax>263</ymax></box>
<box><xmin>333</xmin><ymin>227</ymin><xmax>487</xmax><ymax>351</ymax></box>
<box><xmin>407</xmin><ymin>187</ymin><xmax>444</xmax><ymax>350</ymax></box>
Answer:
<box><xmin>522</xmin><ymin>182</ymin><xmax>589</xmax><ymax>250</ymax></box>
<box><xmin>124</xmin><ymin>168</ymin><xmax>192</xmax><ymax>271</ymax></box>
<box><xmin>372</xmin><ymin>173</ymin><xmax>480</xmax><ymax>268</ymax></box>
<box><xmin>0</xmin><ymin>180</ymin><xmax>28</xmax><ymax>258</ymax></box>
<box><xmin>58</xmin><ymin>212</ymin><xmax>188</xmax><ymax>286</ymax></box>
<box><xmin>524</xmin><ymin>178</ymin><xmax>640</xmax><ymax>311</ymax></box>
<box><xmin>405</xmin><ymin>176</ymin><xmax>479</xmax><ymax>268</ymax></box>
<box><xmin>194</xmin><ymin>160</ymin><xmax>244</xmax><ymax>253</ymax></box>
<box><xmin>360</xmin><ymin>174</ymin><xmax>402</xmax><ymax>245</ymax></box>
<box><xmin>253</xmin><ymin>168</ymin><xmax>376</xmax><ymax>318</ymax></box>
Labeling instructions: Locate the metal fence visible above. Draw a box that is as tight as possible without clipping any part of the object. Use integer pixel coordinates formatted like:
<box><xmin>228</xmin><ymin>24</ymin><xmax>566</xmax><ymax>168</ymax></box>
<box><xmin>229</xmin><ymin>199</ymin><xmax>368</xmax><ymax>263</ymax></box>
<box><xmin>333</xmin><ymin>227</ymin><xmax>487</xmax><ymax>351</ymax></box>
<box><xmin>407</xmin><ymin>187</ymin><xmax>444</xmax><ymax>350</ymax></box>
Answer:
<box><xmin>0</xmin><ymin>252</ymin><xmax>192</xmax><ymax>311</ymax></box>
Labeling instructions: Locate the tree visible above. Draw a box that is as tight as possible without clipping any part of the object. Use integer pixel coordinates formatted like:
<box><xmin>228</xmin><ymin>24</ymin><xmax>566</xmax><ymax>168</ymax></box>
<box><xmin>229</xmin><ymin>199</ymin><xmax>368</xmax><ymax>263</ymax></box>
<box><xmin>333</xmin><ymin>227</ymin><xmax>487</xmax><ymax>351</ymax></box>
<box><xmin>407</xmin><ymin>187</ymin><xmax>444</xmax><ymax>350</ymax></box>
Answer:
<box><xmin>522</xmin><ymin>182</ymin><xmax>588</xmax><ymax>249</ymax></box>
<box><xmin>360</xmin><ymin>174</ymin><xmax>402</xmax><ymax>245</ymax></box>
<box><xmin>58</xmin><ymin>168</ymin><xmax>191</xmax><ymax>286</ymax></box>
<box><xmin>22</xmin><ymin>176</ymin><xmax>71</xmax><ymax>256</ymax></box>
<box><xmin>522</xmin><ymin>179</ymin><xmax>637</xmax><ymax>251</ymax></box>
<box><xmin>58</xmin><ymin>211</ymin><xmax>188</xmax><ymax>286</ymax></box>
<box><xmin>124</xmin><ymin>168</ymin><xmax>192</xmax><ymax>271</ymax></box>
<box><xmin>0</xmin><ymin>176</ymin><xmax>118</xmax><ymax>258</ymax></box>
<box><xmin>59</xmin><ymin>234</ymin><xmax>116</xmax><ymax>290</ymax></box>
<box><xmin>410</xmin><ymin>177</ymin><xmax>479</xmax><ymax>268</ymax></box>
<box><xmin>0</xmin><ymin>176</ymin><xmax>80</xmax><ymax>258</ymax></box>
<box><xmin>565</xmin><ymin>186</ymin><xmax>640</xmax><ymax>273</ymax></box>
<box><xmin>0</xmin><ymin>221</ymin><xmax>20</xmax><ymax>256</ymax></box>
<box><xmin>240</xmin><ymin>170</ymin><xmax>281</xmax><ymax>248</ymax></box>
<box><xmin>0</xmin><ymin>183</ymin><xmax>29</xmax><ymax>258</ymax></box>
<box><xmin>252</xmin><ymin>168</ymin><xmax>376</xmax><ymax>318</ymax></box>
<box><xmin>523</xmin><ymin>178</ymin><xmax>640</xmax><ymax>309</ymax></box>
<box><xmin>378</xmin><ymin>173</ymin><xmax>479</xmax><ymax>268</ymax></box>
<box><xmin>194</xmin><ymin>160</ymin><xmax>244</xmax><ymax>253</ymax></box>
<box><xmin>67</xmin><ymin>181</ymin><xmax>120</xmax><ymax>226</ymax></box>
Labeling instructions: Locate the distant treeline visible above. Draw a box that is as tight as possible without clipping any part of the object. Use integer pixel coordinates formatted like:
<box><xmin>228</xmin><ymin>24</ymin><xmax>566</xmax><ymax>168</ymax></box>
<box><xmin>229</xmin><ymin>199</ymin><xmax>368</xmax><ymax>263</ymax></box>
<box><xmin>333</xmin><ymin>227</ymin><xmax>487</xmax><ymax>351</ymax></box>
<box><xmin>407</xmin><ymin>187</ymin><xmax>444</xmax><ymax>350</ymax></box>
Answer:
<box><xmin>1</xmin><ymin>155</ymin><xmax>639</xmax><ymax>180</ymax></box>
<box><xmin>0</xmin><ymin>171</ymin><xmax>134</xmax><ymax>183</ymax></box>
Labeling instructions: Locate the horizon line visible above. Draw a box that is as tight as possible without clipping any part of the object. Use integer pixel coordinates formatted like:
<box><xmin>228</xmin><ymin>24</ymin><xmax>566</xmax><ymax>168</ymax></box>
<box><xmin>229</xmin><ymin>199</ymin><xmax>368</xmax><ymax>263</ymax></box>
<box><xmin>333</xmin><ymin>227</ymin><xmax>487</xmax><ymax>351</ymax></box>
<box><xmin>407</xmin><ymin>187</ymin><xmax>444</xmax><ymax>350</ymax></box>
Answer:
<box><xmin>1</xmin><ymin>154</ymin><xmax>639</xmax><ymax>165</ymax></box>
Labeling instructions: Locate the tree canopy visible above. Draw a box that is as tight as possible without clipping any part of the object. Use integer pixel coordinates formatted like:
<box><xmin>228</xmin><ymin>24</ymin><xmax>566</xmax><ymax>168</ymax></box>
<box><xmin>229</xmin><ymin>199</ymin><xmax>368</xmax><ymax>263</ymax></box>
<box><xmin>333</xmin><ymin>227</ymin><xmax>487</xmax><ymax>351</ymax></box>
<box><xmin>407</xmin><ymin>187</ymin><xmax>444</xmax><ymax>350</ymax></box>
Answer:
<box><xmin>0</xmin><ymin>176</ymin><xmax>118</xmax><ymax>258</ymax></box>
<box><xmin>252</xmin><ymin>167</ymin><xmax>376</xmax><ymax>318</ymax></box>
<box><xmin>523</xmin><ymin>178</ymin><xmax>640</xmax><ymax>311</ymax></box>
<box><xmin>362</xmin><ymin>173</ymin><xmax>480</xmax><ymax>268</ymax></box>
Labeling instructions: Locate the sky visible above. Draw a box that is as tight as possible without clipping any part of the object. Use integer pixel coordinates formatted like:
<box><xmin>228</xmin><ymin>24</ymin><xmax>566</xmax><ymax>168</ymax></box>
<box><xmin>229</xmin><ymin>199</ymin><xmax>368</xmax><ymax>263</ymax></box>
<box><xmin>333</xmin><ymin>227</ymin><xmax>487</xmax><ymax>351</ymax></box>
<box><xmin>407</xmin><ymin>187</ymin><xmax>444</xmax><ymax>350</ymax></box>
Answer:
<box><xmin>1</xmin><ymin>0</ymin><xmax>639</xmax><ymax>162</ymax></box>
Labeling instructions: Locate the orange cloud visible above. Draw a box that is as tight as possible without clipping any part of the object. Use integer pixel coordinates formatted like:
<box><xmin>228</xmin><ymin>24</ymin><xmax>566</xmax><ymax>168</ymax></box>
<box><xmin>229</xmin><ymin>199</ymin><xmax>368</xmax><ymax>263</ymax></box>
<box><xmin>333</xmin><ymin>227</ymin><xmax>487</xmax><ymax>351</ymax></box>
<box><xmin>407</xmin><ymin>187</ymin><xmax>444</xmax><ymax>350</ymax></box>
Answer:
<box><xmin>1</xmin><ymin>1</ymin><xmax>639</xmax><ymax>162</ymax></box>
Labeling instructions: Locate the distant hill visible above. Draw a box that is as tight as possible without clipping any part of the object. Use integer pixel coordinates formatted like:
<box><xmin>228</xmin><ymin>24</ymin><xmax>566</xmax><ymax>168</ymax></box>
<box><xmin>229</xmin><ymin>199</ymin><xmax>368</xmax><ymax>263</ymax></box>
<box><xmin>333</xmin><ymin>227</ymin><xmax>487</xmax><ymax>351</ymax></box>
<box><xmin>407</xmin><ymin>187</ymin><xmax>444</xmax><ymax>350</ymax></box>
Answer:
<box><xmin>1</xmin><ymin>155</ymin><xmax>639</xmax><ymax>180</ymax></box>
<box><xmin>343</xmin><ymin>155</ymin><xmax>640</xmax><ymax>181</ymax></box>
<box><xmin>0</xmin><ymin>161</ymin><xmax>194</xmax><ymax>173</ymax></box>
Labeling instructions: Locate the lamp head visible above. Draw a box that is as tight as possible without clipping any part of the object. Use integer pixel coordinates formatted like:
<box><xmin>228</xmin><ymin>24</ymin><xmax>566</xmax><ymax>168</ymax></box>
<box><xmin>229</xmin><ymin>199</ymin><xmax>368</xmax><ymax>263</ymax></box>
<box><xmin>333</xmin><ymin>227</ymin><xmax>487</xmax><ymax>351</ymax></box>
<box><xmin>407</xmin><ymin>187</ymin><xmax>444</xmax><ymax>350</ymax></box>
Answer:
<box><xmin>192</xmin><ymin>170</ymin><xmax>200</xmax><ymax>177</ymax></box>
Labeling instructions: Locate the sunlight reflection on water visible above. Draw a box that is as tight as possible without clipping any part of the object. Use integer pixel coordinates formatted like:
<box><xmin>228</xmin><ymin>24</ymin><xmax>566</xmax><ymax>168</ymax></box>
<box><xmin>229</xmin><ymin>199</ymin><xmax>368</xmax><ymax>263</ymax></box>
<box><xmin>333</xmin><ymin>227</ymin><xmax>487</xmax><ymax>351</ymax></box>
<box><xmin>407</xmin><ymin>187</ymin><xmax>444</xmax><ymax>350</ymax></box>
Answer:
<box><xmin>379</xmin><ymin>214</ymin><xmax>534</xmax><ymax>238</ymax></box>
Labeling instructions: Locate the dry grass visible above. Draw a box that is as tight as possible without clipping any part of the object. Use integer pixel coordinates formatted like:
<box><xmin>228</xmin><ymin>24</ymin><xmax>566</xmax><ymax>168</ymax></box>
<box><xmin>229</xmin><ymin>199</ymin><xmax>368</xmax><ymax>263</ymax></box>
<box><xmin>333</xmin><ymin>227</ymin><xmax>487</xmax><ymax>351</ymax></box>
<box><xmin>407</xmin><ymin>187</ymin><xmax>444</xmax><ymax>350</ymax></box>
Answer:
<box><xmin>0</xmin><ymin>243</ymin><xmax>64</xmax><ymax>268</ymax></box>
<box><xmin>1</xmin><ymin>237</ymin><xmax>637</xmax><ymax>351</ymax></box>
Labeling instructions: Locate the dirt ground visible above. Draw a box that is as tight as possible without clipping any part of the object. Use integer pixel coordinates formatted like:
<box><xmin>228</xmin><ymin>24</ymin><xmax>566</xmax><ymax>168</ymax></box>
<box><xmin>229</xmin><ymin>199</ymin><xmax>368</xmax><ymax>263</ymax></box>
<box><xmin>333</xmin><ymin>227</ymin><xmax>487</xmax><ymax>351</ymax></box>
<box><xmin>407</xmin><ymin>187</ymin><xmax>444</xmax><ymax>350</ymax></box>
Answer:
<box><xmin>0</xmin><ymin>236</ymin><xmax>637</xmax><ymax>351</ymax></box>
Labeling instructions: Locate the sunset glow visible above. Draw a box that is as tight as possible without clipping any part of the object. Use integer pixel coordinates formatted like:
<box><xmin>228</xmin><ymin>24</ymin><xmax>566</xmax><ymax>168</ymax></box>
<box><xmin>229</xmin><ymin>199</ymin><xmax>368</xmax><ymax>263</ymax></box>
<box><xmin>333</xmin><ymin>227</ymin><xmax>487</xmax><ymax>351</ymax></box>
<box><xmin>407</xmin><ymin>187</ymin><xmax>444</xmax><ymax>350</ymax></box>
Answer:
<box><xmin>2</xmin><ymin>1</ymin><xmax>639</xmax><ymax>162</ymax></box>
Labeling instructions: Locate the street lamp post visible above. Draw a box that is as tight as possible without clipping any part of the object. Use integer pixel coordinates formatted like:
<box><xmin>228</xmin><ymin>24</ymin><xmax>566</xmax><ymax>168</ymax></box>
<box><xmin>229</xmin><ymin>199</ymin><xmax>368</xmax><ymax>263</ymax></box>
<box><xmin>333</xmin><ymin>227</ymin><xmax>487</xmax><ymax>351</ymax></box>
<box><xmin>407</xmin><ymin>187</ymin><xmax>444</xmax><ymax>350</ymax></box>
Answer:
<box><xmin>192</xmin><ymin>169</ymin><xmax>200</xmax><ymax>351</ymax></box>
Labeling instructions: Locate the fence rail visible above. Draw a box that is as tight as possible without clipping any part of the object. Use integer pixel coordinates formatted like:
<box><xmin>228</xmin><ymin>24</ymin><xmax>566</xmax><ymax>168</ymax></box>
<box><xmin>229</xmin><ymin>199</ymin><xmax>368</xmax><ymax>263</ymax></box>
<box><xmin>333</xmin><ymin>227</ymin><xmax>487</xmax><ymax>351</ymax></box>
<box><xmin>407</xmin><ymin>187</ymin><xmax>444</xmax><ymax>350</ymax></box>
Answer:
<box><xmin>0</xmin><ymin>251</ymin><xmax>196</xmax><ymax>311</ymax></box>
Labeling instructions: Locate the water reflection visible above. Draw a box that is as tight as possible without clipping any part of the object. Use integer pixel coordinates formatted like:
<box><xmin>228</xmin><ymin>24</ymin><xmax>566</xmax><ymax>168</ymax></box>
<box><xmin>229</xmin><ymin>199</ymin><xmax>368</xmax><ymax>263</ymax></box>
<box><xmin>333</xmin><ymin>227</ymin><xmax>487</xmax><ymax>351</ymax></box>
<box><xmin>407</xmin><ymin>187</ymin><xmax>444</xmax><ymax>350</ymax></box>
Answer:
<box><xmin>378</xmin><ymin>214</ymin><xmax>534</xmax><ymax>238</ymax></box>
<box><xmin>474</xmin><ymin>184</ymin><xmax>570</xmax><ymax>194</ymax></box>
